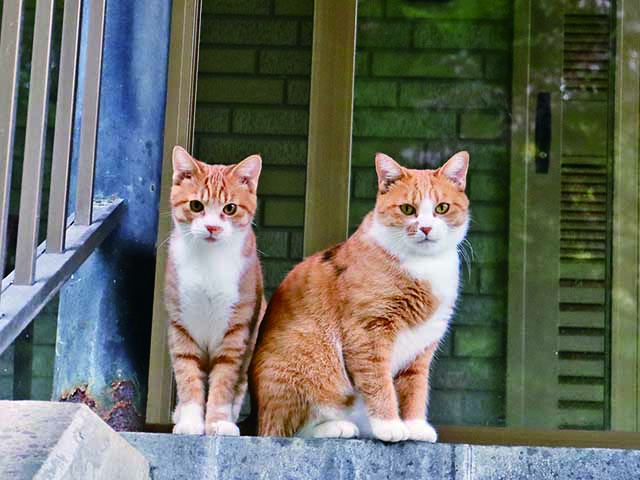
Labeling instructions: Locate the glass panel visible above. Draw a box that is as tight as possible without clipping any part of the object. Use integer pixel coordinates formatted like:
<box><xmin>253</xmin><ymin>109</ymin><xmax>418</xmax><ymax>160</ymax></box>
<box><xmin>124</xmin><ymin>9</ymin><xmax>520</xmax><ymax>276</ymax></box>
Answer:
<box><xmin>194</xmin><ymin>0</ymin><xmax>313</xmax><ymax>297</ymax></box>
<box><xmin>351</xmin><ymin>0</ymin><xmax>617</xmax><ymax>431</ymax></box>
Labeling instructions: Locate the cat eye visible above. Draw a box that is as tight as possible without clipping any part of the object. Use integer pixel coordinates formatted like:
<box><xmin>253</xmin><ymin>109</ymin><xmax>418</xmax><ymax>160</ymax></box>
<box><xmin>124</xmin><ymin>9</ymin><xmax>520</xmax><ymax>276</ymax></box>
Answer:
<box><xmin>399</xmin><ymin>204</ymin><xmax>416</xmax><ymax>216</ymax></box>
<box><xmin>223</xmin><ymin>203</ymin><xmax>237</xmax><ymax>216</ymax></box>
<box><xmin>189</xmin><ymin>200</ymin><xmax>204</xmax><ymax>213</ymax></box>
<box><xmin>435</xmin><ymin>202</ymin><xmax>450</xmax><ymax>214</ymax></box>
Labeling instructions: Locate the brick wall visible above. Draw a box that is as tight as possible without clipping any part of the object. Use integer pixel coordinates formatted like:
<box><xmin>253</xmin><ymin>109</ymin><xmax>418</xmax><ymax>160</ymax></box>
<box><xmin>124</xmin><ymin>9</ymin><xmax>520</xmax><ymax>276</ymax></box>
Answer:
<box><xmin>348</xmin><ymin>0</ymin><xmax>512</xmax><ymax>425</ymax></box>
<box><xmin>194</xmin><ymin>0</ymin><xmax>314</xmax><ymax>296</ymax></box>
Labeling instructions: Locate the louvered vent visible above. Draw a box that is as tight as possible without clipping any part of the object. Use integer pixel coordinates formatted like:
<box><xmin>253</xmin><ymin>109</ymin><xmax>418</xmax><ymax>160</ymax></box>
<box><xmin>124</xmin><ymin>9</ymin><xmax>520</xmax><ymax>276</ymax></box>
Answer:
<box><xmin>562</xmin><ymin>15</ymin><xmax>610</xmax><ymax>99</ymax></box>
<box><xmin>556</xmin><ymin>12</ymin><xmax>612</xmax><ymax>430</ymax></box>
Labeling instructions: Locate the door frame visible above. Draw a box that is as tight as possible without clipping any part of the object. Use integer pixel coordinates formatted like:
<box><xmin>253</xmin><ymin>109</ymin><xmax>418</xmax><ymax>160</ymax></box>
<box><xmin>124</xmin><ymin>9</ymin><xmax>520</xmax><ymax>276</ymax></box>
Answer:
<box><xmin>145</xmin><ymin>0</ymin><xmax>358</xmax><ymax>424</ymax></box>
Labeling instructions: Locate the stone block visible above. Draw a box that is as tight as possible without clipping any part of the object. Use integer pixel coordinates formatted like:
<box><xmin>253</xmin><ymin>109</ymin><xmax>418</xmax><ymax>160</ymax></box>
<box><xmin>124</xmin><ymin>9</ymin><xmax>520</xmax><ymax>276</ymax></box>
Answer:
<box><xmin>197</xmin><ymin>77</ymin><xmax>284</xmax><ymax>104</ymax></box>
<box><xmin>359</xmin><ymin>0</ymin><xmax>384</xmax><ymax>17</ymax></box>
<box><xmin>287</xmin><ymin>79</ymin><xmax>310</xmax><ymax>105</ymax></box>
<box><xmin>195</xmin><ymin>107</ymin><xmax>231</xmax><ymax>133</ymax></box>
<box><xmin>455</xmin><ymin>294</ymin><xmax>507</xmax><ymax>324</ymax></box>
<box><xmin>256</xmin><ymin>231</ymin><xmax>290</xmax><ymax>259</ymax></box>
<box><xmin>414</xmin><ymin>21</ymin><xmax>510</xmax><ymax>50</ymax></box>
<box><xmin>259</xmin><ymin>50</ymin><xmax>311</xmax><ymax>75</ymax></box>
<box><xmin>484</xmin><ymin>53</ymin><xmax>511</xmax><ymax>80</ymax></box>
<box><xmin>200</xmin><ymin>19</ymin><xmax>298</xmax><ymax>46</ymax></box>
<box><xmin>399</xmin><ymin>81</ymin><xmax>508</xmax><ymax>109</ymax></box>
<box><xmin>263</xmin><ymin>199</ymin><xmax>305</xmax><ymax>227</ymax></box>
<box><xmin>357</xmin><ymin>20</ymin><xmax>412</xmax><ymax>48</ymax></box>
<box><xmin>352</xmin><ymin>168</ymin><xmax>378</xmax><ymax>199</ymax></box>
<box><xmin>353</xmin><ymin>110</ymin><xmax>456</xmax><ymax>138</ymax></box>
<box><xmin>232</xmin><ymin>109</ymin><xmax>309</xmax><ymax>135</ymax></box>
<box><xmin>469</xmin><ymin>205</ymin><xmax>507</xmax><ymax>233</ymax></box>
<box><xmin>262</xmin><ymin>259</ymin><xmax>296</xmax><ymax>289</ymax></box>
<box><xmin>258</xmin><ymin>167</ymin><xmax>306</xmax><ymax>196</ymax></box>
<box><xmin>199</xmin><ymin>48</ymin><xmax>256</xmax><ymax>74</ymax></box>
<box><xmin>431</xmin><ymin>357</ymin><xmax>505</xmax><ymax>390</ymax></box>
<box><xmin>386</xmin><ymin>0</ymin><xmax>512</xmax><ymax>20</ymax></box>
<box><xmin>355</xmin><ymin>80</ymin><xmax>398</xmax><ymax>107</ymax></box>
<box><xmin>453</xmin><ymin>325</ymin><xmax>504</xmax><ymax>358</ymax></box>
<box><xmin>198</xmin><ymin>138</ymin><xmax>308</xmax><ymax>166</ymax></box>
<box><xmin>31</xmin><ymin>345</ymin><xmax>54</xmax><ymax>377</ymax></box>
<box><xmin>274</xmin><ymin>0</ymin><xmax>313</xmax><ymax>16</ymax></box>
<box><xmin>202</xmin><ymin>0</ymin><xmax>270</xmax><ymax>15</ymax></box>
<box><xmin>478</xmin><ymin>265</ymin><xmax>507</xmax><ymax>294</ymax></box>
<box><xmin>373</xmin><ymin>51</ymin><xmax>483</xmax><ymax>78</ymax></box>
<box><xmin>460</xmin><ymin>111</ymin><xmax>506</xmax><ymax>139</ymax></box>
<box><xmin>468</xmin><ymin>173</ymin><xmax>508</xmax><ymax>202</ymax></box>
<box><xmin>0</xmin><ymin>401</ymin><xmax>149</xmax><ymax>479</ymax></box>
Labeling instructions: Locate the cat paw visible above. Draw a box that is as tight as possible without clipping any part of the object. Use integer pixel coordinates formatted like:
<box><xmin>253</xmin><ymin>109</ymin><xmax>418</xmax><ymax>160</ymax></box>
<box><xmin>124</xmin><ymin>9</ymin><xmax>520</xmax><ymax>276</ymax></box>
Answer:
<box><xmin>311</xmin><ymin>420</ymin><xmax>359</xmax><ymax>439</ymax></box>
<box><xmin>404</xmin><ymin>419</ymin><xmax>437</xmax><ymax>442</ymax></box>
<box><xmin>206</xmin><ymin>420</ymin><xmax>240</xmax><ymax>436</ymax></box>
<box><xmin>173</xmin><ymin>417</ymin><xmax>205</xmax><ymax>435</ymax></box>
<box><xmin>370</xmin><ymin>418</ymin><xmax>410</xmax><ymax>442</ymax></box>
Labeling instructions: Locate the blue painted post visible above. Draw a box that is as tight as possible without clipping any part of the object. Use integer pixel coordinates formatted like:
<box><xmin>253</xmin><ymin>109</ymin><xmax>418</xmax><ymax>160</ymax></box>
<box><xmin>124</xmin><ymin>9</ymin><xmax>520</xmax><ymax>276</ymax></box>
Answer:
<box><xmin>52</xmin><ymin>0</ymin><xmax>172</xmax><ymax>430</ymax></box>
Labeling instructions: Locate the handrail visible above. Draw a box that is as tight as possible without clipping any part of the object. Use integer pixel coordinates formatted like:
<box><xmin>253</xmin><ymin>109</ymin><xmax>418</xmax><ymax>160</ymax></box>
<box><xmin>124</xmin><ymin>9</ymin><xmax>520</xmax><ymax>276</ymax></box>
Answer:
<box><xmin>0</xmin><ymin>0</ymin><xmax>120</xmax><ymax>355</ymax></box>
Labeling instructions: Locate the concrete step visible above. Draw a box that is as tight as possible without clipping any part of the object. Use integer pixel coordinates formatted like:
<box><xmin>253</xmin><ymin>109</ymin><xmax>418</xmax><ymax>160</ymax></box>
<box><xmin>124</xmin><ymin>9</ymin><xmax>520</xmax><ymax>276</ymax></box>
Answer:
<box><xmin>0</xmin><ymin>400</ymin><xmax>149</xmax><ymax>479</ymax></box>
<box><xmin>123</xmin><ymin>432</ymin><xmax>640</xmax><ymax>480</ymax></box>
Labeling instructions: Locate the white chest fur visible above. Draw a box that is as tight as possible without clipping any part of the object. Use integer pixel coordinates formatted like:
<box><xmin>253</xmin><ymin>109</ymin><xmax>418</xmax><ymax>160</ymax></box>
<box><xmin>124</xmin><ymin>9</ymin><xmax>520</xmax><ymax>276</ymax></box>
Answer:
<box><xmin>170</xmin><ymin>234</ymin><xmax>247</xmax><ymax>354</ymax></box>
<box><xmin>390</xmin><ymin>249</ymin><xmax>460</xmax><ymax>374</ymax></box>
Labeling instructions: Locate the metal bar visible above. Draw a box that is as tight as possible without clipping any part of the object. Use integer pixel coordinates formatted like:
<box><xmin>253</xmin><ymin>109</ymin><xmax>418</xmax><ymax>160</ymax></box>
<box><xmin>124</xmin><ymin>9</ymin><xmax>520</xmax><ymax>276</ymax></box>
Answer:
<box><xmin>14</xmin><ymin>0</ymin><xmax>56</xmax><ymax>286</ymax></box>
<box><xmin>47</xmin><ymin>0</ymin><xmax>82</xmax><ymax>253</ymax></box>
<box><xmin>0</xmin><ymin>199</ymin><xmax>124</xmax><ymax>354</ymax></box>
<box><xmin>0</xmin><ymin>0</ymin><xmax>24</xmax><ymax>293</ymax></box>
<box><xmin>147</xmin><ymin>0</ymin><xmax>202</xmax><ymax>425</ymax></box>
<box><xmin>75</xmin><ymin>0</ymin><xmax>106</xmax><ymax>226</ymax></box>
<box><xmin>303</xmin><ymin>0</ymin><xmax>357</xmax><ymax>256</ymax></box>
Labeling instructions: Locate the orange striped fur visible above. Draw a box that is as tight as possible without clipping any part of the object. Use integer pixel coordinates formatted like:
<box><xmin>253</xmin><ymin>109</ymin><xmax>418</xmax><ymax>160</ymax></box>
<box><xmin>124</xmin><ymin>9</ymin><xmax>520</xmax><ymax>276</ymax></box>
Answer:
<box><xmin>249</xmin><ymin>152</ymin><xmax>470</xmax><ymax>442</ymax></box>
<box><xmin>166</xmin><ymin>146</ymin><xmax>265</xmax><ymax>436</ymax></box>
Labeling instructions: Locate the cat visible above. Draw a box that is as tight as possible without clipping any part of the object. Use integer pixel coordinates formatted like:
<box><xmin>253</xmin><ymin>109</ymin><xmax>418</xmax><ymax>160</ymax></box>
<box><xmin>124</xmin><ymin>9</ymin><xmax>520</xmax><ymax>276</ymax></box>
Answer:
<box><xmin>249</xmin><ymin>151</ymin><xmax>469</xmax><ymax>442</ymax></box>
<box><xmin>165</xmin><ymin>146</ymin><xmax>266</xmax><ymax>436</ymax></box>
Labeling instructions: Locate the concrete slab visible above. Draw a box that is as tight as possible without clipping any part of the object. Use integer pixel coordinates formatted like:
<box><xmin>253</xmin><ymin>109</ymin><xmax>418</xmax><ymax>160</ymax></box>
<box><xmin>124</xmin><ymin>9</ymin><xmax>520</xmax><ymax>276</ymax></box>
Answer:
<box><xmin>0</xmin><ymin>401</ymin><xmax>149</xmax><ymax>479</ymax></box>
<box><xmin>124</xmin><ymin>432</ymin><xmax>640</xmax><ymax>480</ymax></box>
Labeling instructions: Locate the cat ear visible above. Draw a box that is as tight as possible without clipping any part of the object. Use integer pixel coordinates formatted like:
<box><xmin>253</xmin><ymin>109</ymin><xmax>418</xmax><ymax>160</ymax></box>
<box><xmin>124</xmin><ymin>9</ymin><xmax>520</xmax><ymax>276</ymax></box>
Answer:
<box><xmin>231</xmin><ymin>154</ymin><xmax>262</xmax><ymax>192</ymax></box>
<box><xmin>439</xmin><ymin>151</ymin><xmax>469</xmax><ymax>191</ymax></box>
<box><xmin>172</xmin><ymin>146</ymin><xmax>200</xmax><ymax>183</ymax></box>
<box><xmin>375</xmin><ymin>153</ymin><xmax>404</xmax><ymax>191</ymax></box>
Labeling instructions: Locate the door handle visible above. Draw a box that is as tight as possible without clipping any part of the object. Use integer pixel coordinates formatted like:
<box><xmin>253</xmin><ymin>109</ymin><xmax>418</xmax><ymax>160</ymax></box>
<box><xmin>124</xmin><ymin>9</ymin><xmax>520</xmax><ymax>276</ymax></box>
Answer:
<box><xmin>534</xmin><ymin>92</ymin><xmax>551</xmax><ymax>174</ymax></box>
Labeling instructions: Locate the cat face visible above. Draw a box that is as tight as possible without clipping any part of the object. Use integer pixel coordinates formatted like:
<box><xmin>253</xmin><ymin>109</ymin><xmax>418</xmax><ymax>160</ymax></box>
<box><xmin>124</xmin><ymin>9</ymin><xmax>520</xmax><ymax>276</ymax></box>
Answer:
<box><xmin>372</xmin><ymin>152</ymin><xmax>470</xmax><ymax>256</ymax></box>
<box><xmin>170</xmin><ymin>146</ymin><xmax>261</xmax><ymax>244</ymax></box>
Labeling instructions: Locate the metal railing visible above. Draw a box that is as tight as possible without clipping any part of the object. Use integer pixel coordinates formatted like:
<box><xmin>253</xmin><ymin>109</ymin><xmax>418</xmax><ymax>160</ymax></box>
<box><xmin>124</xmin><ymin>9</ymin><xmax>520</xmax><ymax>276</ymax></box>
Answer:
<box><xmin>0</xmin><ymin>0</ymin><xmax>123</xmax><ymax>354</ymax></box>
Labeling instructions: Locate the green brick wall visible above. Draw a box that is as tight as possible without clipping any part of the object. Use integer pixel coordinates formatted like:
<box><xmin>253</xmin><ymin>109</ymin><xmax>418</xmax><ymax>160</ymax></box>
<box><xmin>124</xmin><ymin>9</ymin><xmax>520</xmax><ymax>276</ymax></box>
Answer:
<box><xmin>349</xmin><ymin>0</ymin><xmax>512</xmax><ymax>426</ymax></box>
<box><xmin>194</xmin><ymin>0</ymin><xmax>313</xmax><ymax>294</ymax></box>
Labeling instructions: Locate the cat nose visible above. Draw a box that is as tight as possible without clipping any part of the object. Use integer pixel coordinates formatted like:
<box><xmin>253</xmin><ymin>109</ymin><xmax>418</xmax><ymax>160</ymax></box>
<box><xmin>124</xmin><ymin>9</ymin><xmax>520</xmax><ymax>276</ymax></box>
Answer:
<box><xmin>420</xmin><ymin>226</ymin><xmax>432</xmax><ymax>236</ymax></box>
<box><xmin>205</xmin><ymin>225</ymin><xmax>221</xmax><ymax>234</ymax></box>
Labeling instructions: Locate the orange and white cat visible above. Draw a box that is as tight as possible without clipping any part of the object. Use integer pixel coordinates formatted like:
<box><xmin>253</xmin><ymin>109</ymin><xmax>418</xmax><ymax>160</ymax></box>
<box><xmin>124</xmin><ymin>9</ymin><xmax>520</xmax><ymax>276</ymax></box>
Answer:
<box><xmin>165</xmin><ymin>146</ymin><xmax>265</xmax><ymax>436</ymax></box>
<box><xmin>249</xmin><ymin>151</ymin><xmax>470</xmax><ymax>442</ymax></box>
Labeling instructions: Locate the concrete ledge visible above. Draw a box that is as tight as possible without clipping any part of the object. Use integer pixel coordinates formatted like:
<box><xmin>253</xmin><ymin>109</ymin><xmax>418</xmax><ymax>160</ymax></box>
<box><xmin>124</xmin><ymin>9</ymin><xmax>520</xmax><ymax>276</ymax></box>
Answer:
<box><xmin>123</xmin><ymin>432</ymin><xmax>640</xmax><ymax>480</ymax></box>
<box><xmin>0</xmin><ymin>401</ymin><xmax>149</xmax><ymax>480</ymax></box>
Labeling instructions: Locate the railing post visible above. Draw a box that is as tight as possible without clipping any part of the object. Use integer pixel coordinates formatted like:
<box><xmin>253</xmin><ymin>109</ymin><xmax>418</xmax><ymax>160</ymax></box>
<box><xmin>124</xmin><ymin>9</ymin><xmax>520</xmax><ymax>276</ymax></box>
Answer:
<box><xmin>52</xmin><ymin>0</ymin><xmax>172</xmax><ymax>431</ymax></box>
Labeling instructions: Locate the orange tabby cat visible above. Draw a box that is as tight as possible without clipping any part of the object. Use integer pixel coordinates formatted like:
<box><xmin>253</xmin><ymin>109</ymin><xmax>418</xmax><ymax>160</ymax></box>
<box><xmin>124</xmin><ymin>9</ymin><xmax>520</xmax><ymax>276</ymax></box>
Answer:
<box><xmin>166</xmin><ymin>146</ymin><xmax>265</xmax><ymax>436</ymax></box>
<box><xmin>249</xmin><ymin>151</ymin><xmax>469</xmax><ymax>442</ymax></box>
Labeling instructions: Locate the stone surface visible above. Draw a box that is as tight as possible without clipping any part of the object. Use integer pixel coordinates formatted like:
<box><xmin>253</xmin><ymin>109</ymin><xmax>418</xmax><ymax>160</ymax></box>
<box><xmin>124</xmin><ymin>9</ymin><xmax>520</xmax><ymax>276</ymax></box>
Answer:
<box><xmin>0</xmin><ymin>401</ymin><xmax>149</xmax><ymax>479</ymax></box>
<box><xmin>123</xmin><ymin>433</ymin><xmax>640</xmax><ymax>480</ymax></box>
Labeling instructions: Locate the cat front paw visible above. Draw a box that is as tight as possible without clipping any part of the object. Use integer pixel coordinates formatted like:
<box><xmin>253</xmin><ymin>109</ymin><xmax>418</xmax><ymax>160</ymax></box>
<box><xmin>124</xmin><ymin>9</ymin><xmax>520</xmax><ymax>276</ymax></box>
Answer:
<box><xmin>370</xmin><ymin>418</ymin><xmax>410</xmax><ymax>442</ymax></box>
<box><xmin>206</xmin><ymin>420</ymin><xmax>240</xmax><ymax>436</ymax></box>
<box><xmin>311</xmin><ymin>420</ymin><xmax>359</xmax><ymax>439</ymax></box>
<box><xmin>173</xmin><ymin>416</ymin><xmax>205</xmax><ymax>435</ymax></box>
<box><xmin>404</xmin><ymin>419</ymin><xmax>437</xmax><ymax>442</ymax></box>
<box><xmin>172</xmin><ymin>403</ymin><xmax>205</xmax><ymax>435</ymax></box>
